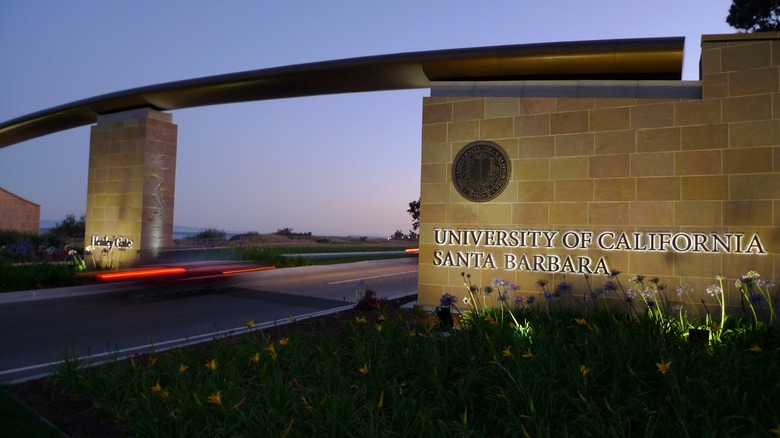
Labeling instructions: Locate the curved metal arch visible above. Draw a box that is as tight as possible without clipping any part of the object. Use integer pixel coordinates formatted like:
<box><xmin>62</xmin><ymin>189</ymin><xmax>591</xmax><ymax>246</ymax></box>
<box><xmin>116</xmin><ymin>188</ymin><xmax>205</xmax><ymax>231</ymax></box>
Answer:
<box><xmin>0</xmin><ymin>36</ymin><xmax>684</xmax><ymax>148</ymax></box>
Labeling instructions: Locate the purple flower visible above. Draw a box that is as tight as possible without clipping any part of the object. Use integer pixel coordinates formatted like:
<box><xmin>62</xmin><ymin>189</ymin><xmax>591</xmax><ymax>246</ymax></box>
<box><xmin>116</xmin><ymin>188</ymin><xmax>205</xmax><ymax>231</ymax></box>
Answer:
<box><xmin>706</xmin><ymin>284</ymin><xmax>722</xmax><ymax>296</ymax></box>
<box><xmin>586</xmin><ymin>289</ymin><xmax>603</xmax><ymax>301</ymax></box>
<box><xmin>507</xmin><ymin>283</ymin><xmax>518</xmax><ymax>293</ymax></box>
<box><xmin>492</xmin><ymin>277</ymin><xmax>506</xmax><ymax>288</ymax></box>
<box><xmin>526</xmin><ymin>296</ymin><xmax>536</xmax><ymax>304</ymax></box>
<box><xmin>603</xmin><ymin>281</ymin><xmax>617</xmax><ymax>293</ymax></box>
<box><xmin>439</xmin><ymin>293</ymin><xmax>458</xmax><ymax>307</ymax></box>
<box><xmin>543</xmin><ymin>291</ymin><xmax>553</xmax><ymax>301</ymax></box>
<box><xmin>484</xmin><ymin>286</ymin><xmax>494</xmax><ymax>296</ymax></box>
<box><xmin>749</xmin><ymin>293</ymin><xmax>765</xmax><ymax>304</ymax></box>
<box><xmin>513</xmin><ymin>296</ymin><xmax>523</xmax><ymax>304</ymax></box>
<box><xmin>535</xmin><ymin>279</ymin><xmax>548</xmax><ymax>288</ymax></box>
<box><xmin>555</xmin><ymin>281</ymin><xmax>572</xmax><ymax>296</ymax></box>
<box><xmin>625</xmin><ymin>288</ymin><xmax>636</xmax><ymax>302</ymax></box>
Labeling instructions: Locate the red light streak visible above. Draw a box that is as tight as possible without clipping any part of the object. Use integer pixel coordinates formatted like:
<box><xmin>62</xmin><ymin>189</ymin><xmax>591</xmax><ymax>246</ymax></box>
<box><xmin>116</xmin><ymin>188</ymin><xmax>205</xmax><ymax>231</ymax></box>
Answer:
<box><xmin>97</xmin><ymin>267</ymin><xmax>186</xmax><ymax>281</ymax></box>
<box><xmin>222</xmin><ymin>266</ymin><xmax>276</xmax><ymax>275</ymax></box>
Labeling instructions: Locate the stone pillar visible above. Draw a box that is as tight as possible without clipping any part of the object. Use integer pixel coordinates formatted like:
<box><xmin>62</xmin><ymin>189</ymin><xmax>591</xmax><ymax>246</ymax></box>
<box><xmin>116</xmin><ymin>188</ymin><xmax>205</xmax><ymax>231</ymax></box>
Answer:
<box><xmin>84</xmin><ymin>108</ymin><xmax>177</xmax><ymax>267</ymax></box>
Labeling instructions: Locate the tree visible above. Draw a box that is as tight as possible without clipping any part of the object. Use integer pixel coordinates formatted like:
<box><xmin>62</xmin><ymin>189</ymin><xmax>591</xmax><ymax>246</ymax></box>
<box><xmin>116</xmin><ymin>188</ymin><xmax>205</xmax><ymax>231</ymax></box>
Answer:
<box><xmin>407</xmin><ymin>199</ymin><xmax>420</xmax><ymax>232</ymax></box>
<box><xmin>49</xmin><ymin>214</ymin><xmax>86</xmax><ymax>239</ymax></box>
<box><xmin>727</xmin><ymin>0</ymin><xmax>780</xmax><ymax>32</ymax></box>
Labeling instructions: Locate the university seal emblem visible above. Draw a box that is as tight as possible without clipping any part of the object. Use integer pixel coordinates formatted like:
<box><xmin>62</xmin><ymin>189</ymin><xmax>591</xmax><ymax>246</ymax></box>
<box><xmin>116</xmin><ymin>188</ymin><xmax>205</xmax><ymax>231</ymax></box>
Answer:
<box><xmin>452</xmin><ymin>141</ymin><xmax>511</xmax><ymax>202</ymax></box>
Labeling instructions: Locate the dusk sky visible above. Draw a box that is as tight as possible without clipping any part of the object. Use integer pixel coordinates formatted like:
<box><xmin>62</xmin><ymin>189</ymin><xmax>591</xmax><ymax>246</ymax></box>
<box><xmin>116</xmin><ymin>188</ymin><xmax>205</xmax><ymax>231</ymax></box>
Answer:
<box><xmin>0</xmin><ymin>1</ymin><xmax>734</xmax><ymax>236</ymax></box>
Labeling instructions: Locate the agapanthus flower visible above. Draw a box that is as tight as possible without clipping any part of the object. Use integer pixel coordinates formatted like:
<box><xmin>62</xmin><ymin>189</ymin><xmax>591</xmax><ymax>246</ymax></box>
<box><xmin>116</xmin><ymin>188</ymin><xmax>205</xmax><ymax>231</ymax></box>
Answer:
<box><xmin>706</xmin><ymin>284</ymin><xmax>723</xmax><ymax>296</ymax></box>
<box><xmin>513</xmin><ymin>296</ymin><xmax>523</xmax><ymax>304</ymax></box>
<box><xmin>484</xmin><ymin>286</ymin><xmax>494</xmax><ymax>296</ymax></box>
<box><xmin>587</xmin><ymin>289</ymin><xmax>602</xmax><ymax>301</ymax></box>
<box><xmin>555</xmin><ymin>281</ymin><xmax>572</xmax><ymax>296</ymax></box>
<box><xmin>641</xmin><ymin>287</ymin><xmax>653</xmax><ymax>300</ymax></box>
<box><xmin>497</xmin><ymin>292</ymin><xmax>508</xmax><ymax>302</ymax></box>
<box><xmin>603</xmin><ymin>281</ymin><xmax>617</xmax><ymax>293</ymax></box>
<box><xmin>625</xmin><ymin>288</ymin><xmax>636</xmax><ymax>302</ymax></box>
<box><xmin>526</xmin><ymin>296</ymin><xmax>536</xmax><ymax>304</ymax></box>
<box><xmin>492</xmin><ymin>277</ymin><xmax>506</xmax><ymax>288</ymax></box>
<box><xmin>749</xmin><ymin>293</ymin><xmax>765</xmax><ymax>304</ymax></box>
<box><xmin>506</xmin><ymin>283</ymin><xmax>518</xmax><ymax>293</ymax></box>
<box><xmin>675</xmin><ymin>284</ymin><xmax>687</xmax><ymax>297</ymax></box>
<box><xmin>543</xmin><ymin>291</ymin><xmax>554</xmax><ymax>301</ymax></box>
<box><xmin>535</xmin><ymin>279</ymin><xmax>548</xmax><ymax>288</ymax></box>
<box><xmin>440</xmin><ymin>293</ymin><xmax>458</xmax><ymax>307</ymax></box>
<box><xmin>609</xmin><ymin>269</ymin><xmax>622</xmax><ymax>278</ymax></box>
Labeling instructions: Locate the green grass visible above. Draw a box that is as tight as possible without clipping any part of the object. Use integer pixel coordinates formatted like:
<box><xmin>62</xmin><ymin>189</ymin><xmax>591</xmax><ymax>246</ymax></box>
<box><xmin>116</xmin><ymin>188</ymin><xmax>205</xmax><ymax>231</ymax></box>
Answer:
<box><xmin>41</xmin><ymin>303</ymin><xmax>780</xmax><ymax>437</ymax></box>
<box><xmin>0</xmin><ymin>386</ymin><xmax>63</xmax><ymax>437</ymax></box>
<box><xmin>0</xmin><ymin>263</ymin><xmax>79</xmax><ymax>293</ymax></box>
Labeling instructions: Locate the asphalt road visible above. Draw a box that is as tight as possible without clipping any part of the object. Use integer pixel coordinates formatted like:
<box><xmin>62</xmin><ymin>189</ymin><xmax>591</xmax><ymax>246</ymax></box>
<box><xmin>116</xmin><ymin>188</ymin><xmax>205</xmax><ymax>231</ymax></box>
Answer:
<box><xmin>0</xmin><ymin>258</ymin><xmax>418</xmax><ymax>383</ymax></box>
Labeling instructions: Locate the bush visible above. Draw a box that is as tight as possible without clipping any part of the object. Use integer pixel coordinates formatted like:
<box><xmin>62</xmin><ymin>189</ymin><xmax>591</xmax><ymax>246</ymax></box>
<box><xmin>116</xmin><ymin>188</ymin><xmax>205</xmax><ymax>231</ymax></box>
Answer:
<box><xmin>193</xmin><ymin>228</ymin><xmax>226</xmax><ymax>240</ymax></box>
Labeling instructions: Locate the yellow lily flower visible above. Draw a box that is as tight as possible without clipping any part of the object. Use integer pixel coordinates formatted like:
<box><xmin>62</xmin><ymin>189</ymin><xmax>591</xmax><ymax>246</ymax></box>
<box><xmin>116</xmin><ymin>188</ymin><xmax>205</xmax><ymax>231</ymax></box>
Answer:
<box><xmin>522</xmin><ymin>349</ymin><xmax>534</xmax><ymax>358</ymax></box>
<box><xmin>150</xmin><ymin>381</ymin><xmax>162</xmax><ymax>392</ymax></box>
<box><xmin>580</xmin><ymin>364</ymin><xmax>590</xmax><ymax>378</ymax></box>
<box><xmin>358</xmin><ymin>364</ymin><xmax>370</xmax><ymax>375</ymax></box>
<box><xmin>378</xmin><ymin>314</ymin><xmax>387</xmax><ymax>322</ymax></box>
<box><xmin>245</xmin><ymin>320</ymin><xmax>255</xmax><ymax>328</ymax></box>
<box><xmin>205</xmin><ymin>358</ymin><xmax>217</xmax><ymax>372</ymax></box>
<box><xmin>265</xmin><ymin>344</ymin><xmax>278</xmax><ymax>361</ymax></box>
<box><xmin>749</xmin><ymin>344</ymin><xmax>763</xmax><ymax>353</ymax></box>
<box><xmin>207</xmin><ymin>391</ymin><xmax>222</xmax><ymax>406</ymax></box>
<box><xmin>575</xmin><ymin>317</ymin><xmax>587</xmax><ymax>326</ymax></box>
<box><xmin>502</xmin><ymin>346</ymin><xmax>512</xmax><ymax>357</ymax></box>
<box><xmin>179</xmin><ymin>364</ymin><xmax>189</xmax><ymax>374</ymax></box>
<box><xmin>232</xmin><ymin>397</ymin><xmax>246</xmax><ymax>410</ymax></box>
<box><xmin>375</xmin><ymin>324</ymin><xmax>383</xmax><ymax>332</ymax></box>
<box><xmin>656</xmin><ymin>360</ymin><xmax>672</xmax><ymax>374</ymax></box>
<box><xmin>355</xmin><ymin>315</ymin><xmax>367</xmax><ymax>324</ymax></box>
<box><xmin>250</xmin><ymin>352</ymin><xmax>261</xmax><ymax>363</ymax></box>
<box><xmin>288</xmin><ymin>315</ymin><xmax>296</xmax><ymax>322</ymax></box>
<box><xmin>279</xmin><ymin>337</ymin><xmax>289</xmax><ymax>346</ymax></box>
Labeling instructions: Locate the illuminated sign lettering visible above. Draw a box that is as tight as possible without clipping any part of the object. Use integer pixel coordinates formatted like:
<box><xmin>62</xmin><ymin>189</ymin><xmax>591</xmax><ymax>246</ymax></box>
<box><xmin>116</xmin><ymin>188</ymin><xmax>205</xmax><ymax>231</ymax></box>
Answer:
<box><xmin>432</xmin><ymin>228</ymin><xmax>767</xmax><ymax>274</ymax></box>
<box><xmin>90</xmin><ymin>235</ymin><xmax>134</xmax><ymax>251</ymax></box>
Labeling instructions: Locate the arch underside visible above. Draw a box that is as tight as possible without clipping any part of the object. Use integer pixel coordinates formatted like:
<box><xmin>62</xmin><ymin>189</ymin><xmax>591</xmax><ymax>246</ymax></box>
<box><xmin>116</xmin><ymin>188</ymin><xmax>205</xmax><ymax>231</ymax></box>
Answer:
<box><xmin>0</xmin><ymin>36</ymin><xmax>685</xmax><ymax>148</ymax></box>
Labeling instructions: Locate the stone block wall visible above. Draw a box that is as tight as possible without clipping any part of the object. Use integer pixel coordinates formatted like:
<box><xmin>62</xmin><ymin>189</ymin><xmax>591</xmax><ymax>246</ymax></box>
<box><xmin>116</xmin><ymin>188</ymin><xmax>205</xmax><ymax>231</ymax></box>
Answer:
<box><xmin>418</xmin><ymin>33</ymin><xmax>780</xmax><ymax>312</ymax></box>
<box><xmin>85</xmin><ymin>108</ymin><xmax>177</xmax><ymax>266</ymax></box>
<box><xmin>0</xmin><ymin>187</ymin><xmax>40</xmax><ymax>234</ymax></box>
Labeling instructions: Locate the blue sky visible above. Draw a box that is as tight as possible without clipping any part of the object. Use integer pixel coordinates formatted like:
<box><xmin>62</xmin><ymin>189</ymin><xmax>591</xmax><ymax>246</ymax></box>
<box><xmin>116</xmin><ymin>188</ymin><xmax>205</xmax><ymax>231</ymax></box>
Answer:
<box><xmin>0</xmin><ymin>1</ymin><xmax>734</xmax><ymax>236</ymax></box>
